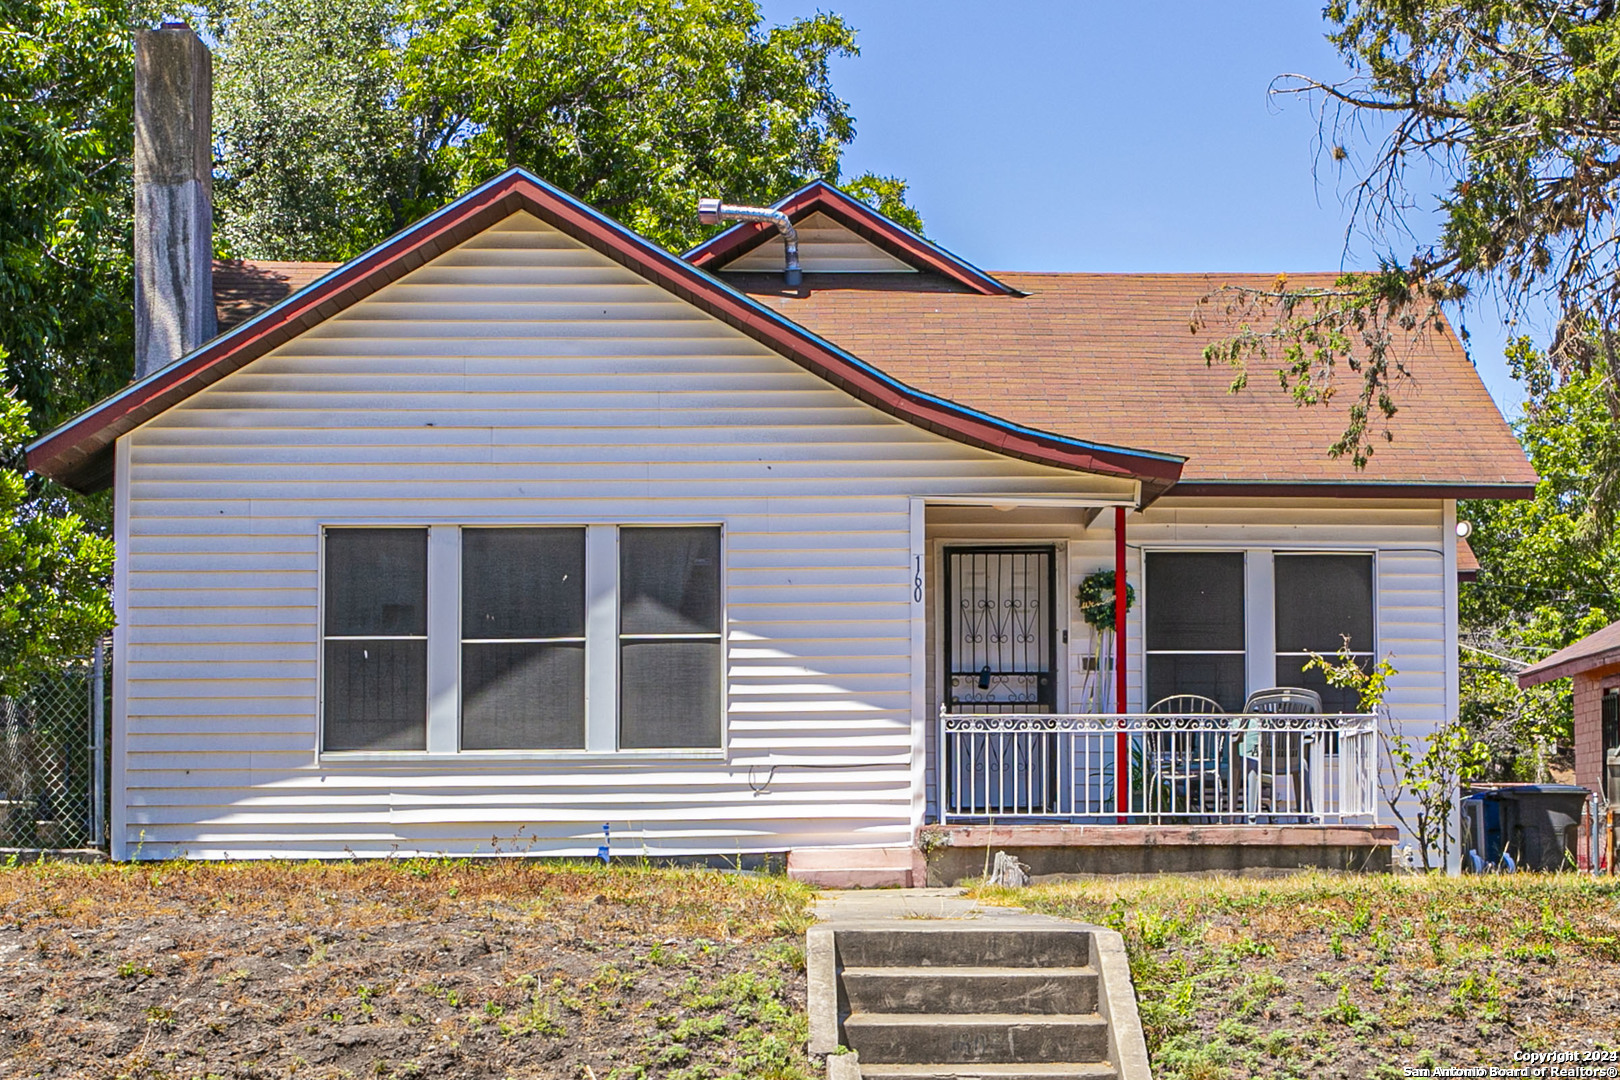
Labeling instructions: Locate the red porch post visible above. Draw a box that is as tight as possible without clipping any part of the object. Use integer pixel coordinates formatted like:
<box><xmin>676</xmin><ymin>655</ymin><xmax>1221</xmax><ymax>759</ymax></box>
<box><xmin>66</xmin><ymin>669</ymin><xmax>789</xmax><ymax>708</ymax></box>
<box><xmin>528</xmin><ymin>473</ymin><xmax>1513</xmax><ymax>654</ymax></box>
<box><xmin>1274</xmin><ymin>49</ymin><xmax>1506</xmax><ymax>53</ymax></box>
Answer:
<box><xmin>1115</xmin><ymin>505</ymin><xmax>1128</xmax><ymax>819</ymax></box>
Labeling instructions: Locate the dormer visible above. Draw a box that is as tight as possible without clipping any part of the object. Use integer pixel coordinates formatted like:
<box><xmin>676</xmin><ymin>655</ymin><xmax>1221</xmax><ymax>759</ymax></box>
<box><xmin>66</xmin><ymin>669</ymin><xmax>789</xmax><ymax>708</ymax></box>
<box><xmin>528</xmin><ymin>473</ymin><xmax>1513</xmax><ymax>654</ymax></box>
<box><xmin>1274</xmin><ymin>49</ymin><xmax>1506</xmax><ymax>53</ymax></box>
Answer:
<box><xmin>683</xmin><ymin>180</ymin><xmax>1019</xmax><ymax>295</ymax></box>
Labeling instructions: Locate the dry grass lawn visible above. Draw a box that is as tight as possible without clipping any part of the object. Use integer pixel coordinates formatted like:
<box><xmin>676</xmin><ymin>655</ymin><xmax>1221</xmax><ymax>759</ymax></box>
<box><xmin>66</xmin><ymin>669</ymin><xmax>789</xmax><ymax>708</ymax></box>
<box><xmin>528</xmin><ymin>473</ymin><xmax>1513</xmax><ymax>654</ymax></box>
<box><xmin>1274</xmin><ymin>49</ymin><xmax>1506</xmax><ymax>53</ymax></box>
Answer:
<box><xmin>978</xmin><ymin>871</ymin><xmax>1620</xmax><ymax>1080</ymax></box>
<box><xmin>0</xmin><ymin>859</ymin><xmax>817</xmax><ymax>1080</ymax></box>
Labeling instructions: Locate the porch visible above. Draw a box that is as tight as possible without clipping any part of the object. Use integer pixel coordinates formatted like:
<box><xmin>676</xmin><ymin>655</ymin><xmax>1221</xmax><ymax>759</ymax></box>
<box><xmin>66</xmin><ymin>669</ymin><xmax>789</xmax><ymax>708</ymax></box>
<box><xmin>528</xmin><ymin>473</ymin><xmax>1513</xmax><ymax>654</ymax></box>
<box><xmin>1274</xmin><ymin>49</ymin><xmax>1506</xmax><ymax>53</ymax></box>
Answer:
<box><xmin>915</xmin><ymin>499</ymin><xmax>1401</xmax><ymax>880</ymax></box>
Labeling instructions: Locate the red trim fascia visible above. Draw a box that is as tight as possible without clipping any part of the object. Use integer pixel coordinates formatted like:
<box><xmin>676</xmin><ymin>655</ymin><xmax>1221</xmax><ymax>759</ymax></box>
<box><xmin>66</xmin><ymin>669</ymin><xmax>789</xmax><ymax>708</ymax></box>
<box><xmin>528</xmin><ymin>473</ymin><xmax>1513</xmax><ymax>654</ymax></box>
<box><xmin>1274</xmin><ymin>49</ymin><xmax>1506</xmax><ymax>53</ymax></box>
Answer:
<box><xmin>1167</xmin><ymin>482</ymin><xmax>1537</xmax><ymax>500</ymax></box>
<box><xmin>28</xmin><ymin>171</ymin><xmax>1179</xmax><ymax>495</ymax></box>
<box><xmin>685</xmin><ymin>181</ymin><xmax>1016</xmax><ymax>296</ymax></box>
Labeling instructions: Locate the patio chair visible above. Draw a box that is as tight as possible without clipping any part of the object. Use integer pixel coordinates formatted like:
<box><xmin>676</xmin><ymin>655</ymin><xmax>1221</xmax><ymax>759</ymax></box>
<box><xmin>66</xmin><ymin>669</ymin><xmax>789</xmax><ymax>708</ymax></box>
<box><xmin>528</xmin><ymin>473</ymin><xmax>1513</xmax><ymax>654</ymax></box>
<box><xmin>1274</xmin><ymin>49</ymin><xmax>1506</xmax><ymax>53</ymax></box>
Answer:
<box><xmin>1145</xmin><ymin>694</ymin><xmax>1231</xmax><ymax>819</ymax></box>
<box><xmin>1241</xmin><ymin>687</ymin><xmax>1322</xmax><ymax>821</ymax></box>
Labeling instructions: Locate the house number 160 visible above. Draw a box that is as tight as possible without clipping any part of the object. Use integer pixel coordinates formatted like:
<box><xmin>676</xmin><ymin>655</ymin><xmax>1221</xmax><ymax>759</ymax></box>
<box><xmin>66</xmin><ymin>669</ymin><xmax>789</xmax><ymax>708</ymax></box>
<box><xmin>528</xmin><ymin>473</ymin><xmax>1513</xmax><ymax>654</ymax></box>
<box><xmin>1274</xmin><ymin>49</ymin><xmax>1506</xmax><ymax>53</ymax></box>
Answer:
<box><xmin>913</xmin><ymin>556</ymin><xmax>924</xmax><ymax>603</ymax></box>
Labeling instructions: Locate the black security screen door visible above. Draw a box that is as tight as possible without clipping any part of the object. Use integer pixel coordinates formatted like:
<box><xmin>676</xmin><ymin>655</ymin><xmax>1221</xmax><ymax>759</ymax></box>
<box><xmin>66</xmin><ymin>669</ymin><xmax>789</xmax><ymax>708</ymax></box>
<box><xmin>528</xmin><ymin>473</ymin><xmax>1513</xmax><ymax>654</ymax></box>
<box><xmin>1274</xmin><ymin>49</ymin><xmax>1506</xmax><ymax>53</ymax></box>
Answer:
<box><xmin>944</xmin><ymin>546</ymin><xmax>1057</xmax><ymax>712</ymax></box>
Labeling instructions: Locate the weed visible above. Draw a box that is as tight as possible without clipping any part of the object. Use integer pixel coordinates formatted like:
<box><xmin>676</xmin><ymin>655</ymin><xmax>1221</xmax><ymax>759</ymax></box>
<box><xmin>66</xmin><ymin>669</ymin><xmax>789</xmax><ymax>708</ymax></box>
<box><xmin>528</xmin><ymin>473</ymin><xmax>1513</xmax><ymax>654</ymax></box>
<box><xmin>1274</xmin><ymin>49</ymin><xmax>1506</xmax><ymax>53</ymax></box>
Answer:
<box><xmin>1223</xmin><ymin>936</ymin><xmax>1275</xmax><ymax>960</ymax></box>
<box><xmin>1323</xmin><ymin>985</ymin><xmax>1362</xmax><ymax>1025</ymax></box>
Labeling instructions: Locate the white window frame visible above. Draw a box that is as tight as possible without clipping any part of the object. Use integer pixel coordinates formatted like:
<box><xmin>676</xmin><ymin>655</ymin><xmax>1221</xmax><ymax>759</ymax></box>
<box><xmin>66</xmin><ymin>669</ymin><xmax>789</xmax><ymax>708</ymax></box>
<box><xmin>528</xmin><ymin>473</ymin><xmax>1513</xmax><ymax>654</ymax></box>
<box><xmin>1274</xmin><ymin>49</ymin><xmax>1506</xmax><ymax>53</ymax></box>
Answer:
<box><xmin>615</xmin><ymin>524</ymin><xmax>729</xmax><ymax>752</ymax></box>
<box><xmin>317</xmin><ymin>519</ymin><xmax>727</xmax><ymax>762</ymax></box>
<box><xmin>458</xmin><ymin>525</ymin><xmax>590</xmax><ymax>752</ymax></box>
<box><xmin>1141</xmin><ymin>548</ymin><xmax>1249</xmax><ymax>710</ymax></box>
<box><xmin>318</xmin><ymin>524</ymin><xmax>433</xmax><ymax>755</ymax></box>
<box><xmin>1270</xmin><ymin>550</ymin><xmax>1378</xmax><ymax>703</ymax></box>
<box><xmin>1136</xmin><ymin>545</ymin><xmax>1379</xmax><ymax>713</ymax></box>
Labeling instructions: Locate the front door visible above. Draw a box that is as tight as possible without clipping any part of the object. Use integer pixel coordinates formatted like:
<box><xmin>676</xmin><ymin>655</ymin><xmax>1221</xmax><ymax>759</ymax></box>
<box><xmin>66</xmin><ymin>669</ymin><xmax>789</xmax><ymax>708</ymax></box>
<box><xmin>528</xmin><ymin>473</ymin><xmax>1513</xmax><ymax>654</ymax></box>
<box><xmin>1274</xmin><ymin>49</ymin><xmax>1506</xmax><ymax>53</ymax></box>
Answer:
<box><xmin>941</xmin><ymin>546</ymin><xmax>1059</xmax><ymax>817</ymax></box>
<box><xmin>943</xmin><ymin>546</ymin><xmax>1058</xmax><ymax>712</ymax></box>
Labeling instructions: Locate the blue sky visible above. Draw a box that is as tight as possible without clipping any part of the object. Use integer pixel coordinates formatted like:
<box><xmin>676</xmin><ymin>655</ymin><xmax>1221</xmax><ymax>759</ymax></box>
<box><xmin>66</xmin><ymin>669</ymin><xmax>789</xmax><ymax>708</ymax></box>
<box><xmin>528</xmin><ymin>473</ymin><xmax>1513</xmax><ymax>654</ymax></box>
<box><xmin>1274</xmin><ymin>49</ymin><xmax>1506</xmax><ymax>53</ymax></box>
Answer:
<box><xmin>758</xmin><ymin>0</ymin><xmax>1535</xmax><ymax>419</ymax></box>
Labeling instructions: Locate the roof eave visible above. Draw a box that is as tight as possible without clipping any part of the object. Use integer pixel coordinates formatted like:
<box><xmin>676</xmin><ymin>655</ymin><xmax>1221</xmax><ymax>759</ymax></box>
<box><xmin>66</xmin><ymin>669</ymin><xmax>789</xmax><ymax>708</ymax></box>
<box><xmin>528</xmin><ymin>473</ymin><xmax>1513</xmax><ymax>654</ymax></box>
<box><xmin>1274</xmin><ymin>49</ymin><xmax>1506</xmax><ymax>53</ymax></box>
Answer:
<box><xmin>1166</xmin><ymin>480</ymin><xmax>1538</xmax><ymax>500</ymax></box>
<box><xmin>1518</xmin><ymin>647</ymin><xmax>1620</xmax><ymax>688</ymax></box>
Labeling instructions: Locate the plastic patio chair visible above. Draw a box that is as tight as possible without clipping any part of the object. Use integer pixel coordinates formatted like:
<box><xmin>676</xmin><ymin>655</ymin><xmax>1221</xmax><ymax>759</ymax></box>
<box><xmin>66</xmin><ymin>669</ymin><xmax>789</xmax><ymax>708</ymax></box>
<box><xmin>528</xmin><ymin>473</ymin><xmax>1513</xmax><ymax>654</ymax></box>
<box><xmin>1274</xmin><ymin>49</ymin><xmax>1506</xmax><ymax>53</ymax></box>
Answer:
<box><xmin>1241</xmin><ymin>687</ymin><xmax>1322</xmax><ymax>821</ymax></box>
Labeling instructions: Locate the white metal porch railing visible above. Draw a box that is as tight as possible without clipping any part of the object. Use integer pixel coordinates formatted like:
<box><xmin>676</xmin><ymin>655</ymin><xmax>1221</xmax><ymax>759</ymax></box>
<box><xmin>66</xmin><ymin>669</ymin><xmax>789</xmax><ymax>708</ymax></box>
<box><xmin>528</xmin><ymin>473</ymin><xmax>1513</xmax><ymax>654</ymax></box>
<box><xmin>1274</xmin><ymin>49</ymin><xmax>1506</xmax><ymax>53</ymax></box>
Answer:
<box><xmin>938</xmin><ymin>710</ymin><xmax>1380</xmax><ymax>825</ymax></box>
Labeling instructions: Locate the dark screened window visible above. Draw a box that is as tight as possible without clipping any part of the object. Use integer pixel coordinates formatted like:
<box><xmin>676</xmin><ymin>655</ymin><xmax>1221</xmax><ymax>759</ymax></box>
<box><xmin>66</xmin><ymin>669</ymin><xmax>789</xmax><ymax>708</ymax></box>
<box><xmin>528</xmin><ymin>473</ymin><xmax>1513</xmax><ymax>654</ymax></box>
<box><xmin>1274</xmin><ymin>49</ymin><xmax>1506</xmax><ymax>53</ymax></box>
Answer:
<box><xmin>1274</xmin><ymin>554</ymin><xmax>1374</xmax><ymax>711</ymax></box>
<box><xmin>1145</xmin><ymin>552</ymin><xmax>1246</xmax><ymax>711</ymax></box>
<box><xmin>323</xmin><ymin>529</ymin><xmax>428</xmax><ymax>750</ymax></box>
<box><xmin>619</xmin><ymin>527</ymin><xmax>723</xmax><ymax>748</ymax></box>
<box><xmin>461</xmin><ymin>529</ymin><xmax>586</xmax><ymax>750</ymax></box>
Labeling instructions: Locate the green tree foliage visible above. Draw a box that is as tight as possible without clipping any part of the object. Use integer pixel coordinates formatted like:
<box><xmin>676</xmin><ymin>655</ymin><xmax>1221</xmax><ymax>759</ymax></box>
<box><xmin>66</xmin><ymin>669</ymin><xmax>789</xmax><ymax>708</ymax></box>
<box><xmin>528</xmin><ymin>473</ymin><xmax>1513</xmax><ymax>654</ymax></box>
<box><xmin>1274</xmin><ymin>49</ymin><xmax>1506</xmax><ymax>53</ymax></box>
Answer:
<box><xmin>0</xmin><ymin>351</ymin><xmax>114</xmax><ymax>693</ymax></box>
<box><xmin>1459</xmin><ymin>336</ymin><xmax>1620</xmax><ymax>773</ymax></box>
<box><xmin>212</xmin><ymin>0</ymin><xmax>919</xmax><ymax>259</ymax></box>
<box><xmin>0</xmin><ymin>0</ymin><xmax>137</xmax><ymax>431</ymax></box>
<box><xmin>1205</xmin><ymin>2</ymin><xmax>1620</xmax><ymax>472</ymax></box>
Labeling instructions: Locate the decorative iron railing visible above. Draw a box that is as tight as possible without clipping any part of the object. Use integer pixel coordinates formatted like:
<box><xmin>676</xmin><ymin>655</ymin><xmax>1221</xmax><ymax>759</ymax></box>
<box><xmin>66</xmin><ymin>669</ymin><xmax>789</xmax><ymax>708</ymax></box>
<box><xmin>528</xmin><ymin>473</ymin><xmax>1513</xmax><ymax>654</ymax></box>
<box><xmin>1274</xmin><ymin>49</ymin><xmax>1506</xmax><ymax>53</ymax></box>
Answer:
<box><xmin>938</xmin><ymin>709</ymin><xmax>1379</xmax><ymax>825</ymax></box>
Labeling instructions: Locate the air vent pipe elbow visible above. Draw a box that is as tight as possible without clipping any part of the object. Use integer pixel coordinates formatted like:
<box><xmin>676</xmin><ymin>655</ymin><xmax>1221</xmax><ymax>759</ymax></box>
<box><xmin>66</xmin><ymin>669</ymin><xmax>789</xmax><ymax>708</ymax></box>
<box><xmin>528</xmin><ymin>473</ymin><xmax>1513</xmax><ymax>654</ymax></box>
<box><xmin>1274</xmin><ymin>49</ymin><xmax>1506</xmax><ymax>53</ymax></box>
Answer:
<box><xmin>698</xmin><ymin>198</ymin><xmax>801</xmax><ymax>286</ymax></box>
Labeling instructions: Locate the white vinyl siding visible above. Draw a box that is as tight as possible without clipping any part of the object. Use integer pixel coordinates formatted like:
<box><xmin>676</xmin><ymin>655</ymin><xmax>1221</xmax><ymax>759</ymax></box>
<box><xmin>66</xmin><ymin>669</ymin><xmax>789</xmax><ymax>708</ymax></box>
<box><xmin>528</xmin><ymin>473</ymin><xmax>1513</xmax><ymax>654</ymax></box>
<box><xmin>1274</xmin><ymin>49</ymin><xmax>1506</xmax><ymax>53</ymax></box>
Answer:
<box><xmin>115</xmin><ymin>211</ymin><xmax>1135</xmax><ymax>859</ymax></box>
<box><xmin>720</xmin><ymin>211</ymin><xmax>918</xmax><ymax>274</ymax></box>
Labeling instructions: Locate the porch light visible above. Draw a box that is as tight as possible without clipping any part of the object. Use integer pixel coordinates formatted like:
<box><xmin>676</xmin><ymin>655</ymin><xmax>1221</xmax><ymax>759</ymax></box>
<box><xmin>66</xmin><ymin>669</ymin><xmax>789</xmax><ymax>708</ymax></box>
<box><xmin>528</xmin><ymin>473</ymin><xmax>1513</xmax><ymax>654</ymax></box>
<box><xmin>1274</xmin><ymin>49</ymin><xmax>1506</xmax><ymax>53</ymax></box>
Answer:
<box><xmin>1456</xmin><ymin>520</ymin><xmax>1473</xmax><ymax>539</ymax></box>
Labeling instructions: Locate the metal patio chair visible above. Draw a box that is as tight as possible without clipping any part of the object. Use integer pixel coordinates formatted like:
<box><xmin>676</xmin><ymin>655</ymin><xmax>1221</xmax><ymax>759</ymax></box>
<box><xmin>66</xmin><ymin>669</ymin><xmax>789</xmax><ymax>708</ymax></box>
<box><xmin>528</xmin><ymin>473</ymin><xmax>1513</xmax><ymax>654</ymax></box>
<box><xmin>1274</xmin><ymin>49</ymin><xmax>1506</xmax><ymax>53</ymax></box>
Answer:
<box><xmin>1146</xmin><ymin>694</ymin><xmax>1230</xmax><ymax>819</ymax></box>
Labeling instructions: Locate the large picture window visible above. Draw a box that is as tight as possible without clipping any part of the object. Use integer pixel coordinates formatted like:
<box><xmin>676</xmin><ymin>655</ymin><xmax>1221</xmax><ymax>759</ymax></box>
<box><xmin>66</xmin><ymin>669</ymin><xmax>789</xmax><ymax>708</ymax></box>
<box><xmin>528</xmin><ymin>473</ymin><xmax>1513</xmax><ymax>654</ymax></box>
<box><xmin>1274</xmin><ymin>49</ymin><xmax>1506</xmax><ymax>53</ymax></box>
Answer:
<box><xmin>323</xmin><ymin>528</ymin><xmax>428</xmax><ymax>751</ymax></box>
<box><xmin>461</xmin><ymin>528</ymin><xmax>586</xmax><ymax>750</ymax></box>
<box><xmin>619</xmin><ymin>527</ymin><xmax>724</xmax><ymax>749</ymax></box>
<box><xmin>320</xmin><ymin>524</ymin><xmax>723</xmax><ymax>754</ymax></box>
<box><xmin>1274</xmin><ymin>553</ymin><xmax>1374</xmax><ymax>711</ymax></box>
<box><xmin>1145</xmin><ymin>552</ymin><xmax>1247</xmax><ymax>711</ymax></box>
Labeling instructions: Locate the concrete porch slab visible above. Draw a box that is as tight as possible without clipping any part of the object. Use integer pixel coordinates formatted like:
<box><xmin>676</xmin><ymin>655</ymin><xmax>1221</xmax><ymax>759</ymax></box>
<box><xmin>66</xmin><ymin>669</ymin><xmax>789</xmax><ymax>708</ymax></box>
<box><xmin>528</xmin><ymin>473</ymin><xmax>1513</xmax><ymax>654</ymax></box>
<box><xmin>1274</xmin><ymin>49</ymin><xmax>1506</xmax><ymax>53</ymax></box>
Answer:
<box><xmin>920</xmin><ymin>823</ymin><xmax>1397</xmax><ymax>883</ymax></box>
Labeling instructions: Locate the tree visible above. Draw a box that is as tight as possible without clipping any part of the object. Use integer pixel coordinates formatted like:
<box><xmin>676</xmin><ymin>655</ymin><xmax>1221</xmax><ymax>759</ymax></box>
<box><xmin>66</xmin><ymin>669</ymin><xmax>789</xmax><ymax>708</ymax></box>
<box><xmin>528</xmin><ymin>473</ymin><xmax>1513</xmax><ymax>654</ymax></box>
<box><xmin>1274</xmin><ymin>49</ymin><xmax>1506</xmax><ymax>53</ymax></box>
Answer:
<box><xmin>211</xmin><ymin>0</ymin><xmax>920</xmax><ymax>259</ymax></box>
<box><xmin>1458</xmin><ymin>335</ymin><xmax>1620</xmax><ymax>775</ymax></box>
<box><xmin>0</xmin><ymin>0</ymin><xmax>138</xmax><ymax>432</ymax></box>
<box><xmin>1203</xmin><ymin>3</ymin><xmax>1620</xmax><ymax>475</ymax></box>
<box><xmin>0</xmin><ymin>350</ymin><xmax>114</xmax><ymax>695</ymax></box>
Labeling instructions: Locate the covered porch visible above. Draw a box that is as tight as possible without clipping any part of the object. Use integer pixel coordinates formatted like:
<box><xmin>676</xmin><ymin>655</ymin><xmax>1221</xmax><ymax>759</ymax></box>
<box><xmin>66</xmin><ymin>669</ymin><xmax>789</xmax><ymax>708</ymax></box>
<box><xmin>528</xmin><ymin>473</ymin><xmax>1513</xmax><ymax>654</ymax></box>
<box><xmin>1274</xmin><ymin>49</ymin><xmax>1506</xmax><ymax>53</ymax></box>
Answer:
<box><xmin>917</xmin><ymin>496</ymin><xmax>1398</xmax><ymax>879</ymax></box>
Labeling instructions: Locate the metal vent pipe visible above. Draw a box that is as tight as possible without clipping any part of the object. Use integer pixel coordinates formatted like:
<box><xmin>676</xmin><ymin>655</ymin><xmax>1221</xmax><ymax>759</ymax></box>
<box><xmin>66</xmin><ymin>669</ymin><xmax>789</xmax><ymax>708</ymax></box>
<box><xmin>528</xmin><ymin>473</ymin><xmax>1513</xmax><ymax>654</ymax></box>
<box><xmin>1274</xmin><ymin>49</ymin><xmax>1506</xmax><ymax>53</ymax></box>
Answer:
<box><xmin>698</xmin><ymin>198</ymin><xmax>801</xmax><ymax>286</ymax></box>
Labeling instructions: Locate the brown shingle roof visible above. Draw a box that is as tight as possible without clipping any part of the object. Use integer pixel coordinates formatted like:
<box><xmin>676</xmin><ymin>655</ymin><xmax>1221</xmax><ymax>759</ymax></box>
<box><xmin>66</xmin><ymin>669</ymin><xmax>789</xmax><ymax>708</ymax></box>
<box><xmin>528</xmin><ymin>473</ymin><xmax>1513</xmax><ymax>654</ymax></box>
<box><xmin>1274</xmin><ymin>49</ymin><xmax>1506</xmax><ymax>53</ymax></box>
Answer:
<box><xmin>727</xmin><ymin>271</ymin><xmax>1534</xmax><ymax>490</ymax></box>
<box><xmin>213</xmin><ymin>259</ymin><xmax>340</xmax><ymax>330</ymax></box>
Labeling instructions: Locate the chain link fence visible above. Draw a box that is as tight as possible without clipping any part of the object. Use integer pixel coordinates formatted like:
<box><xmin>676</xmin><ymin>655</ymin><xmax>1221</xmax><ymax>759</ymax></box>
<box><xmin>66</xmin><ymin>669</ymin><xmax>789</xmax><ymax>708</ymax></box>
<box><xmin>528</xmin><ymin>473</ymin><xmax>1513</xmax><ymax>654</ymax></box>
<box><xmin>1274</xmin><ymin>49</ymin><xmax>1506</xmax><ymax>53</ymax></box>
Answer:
<box><xmin>0</xmin><ymin>642</ymin><xmax>108</xmax><ymax>852</ymax></box>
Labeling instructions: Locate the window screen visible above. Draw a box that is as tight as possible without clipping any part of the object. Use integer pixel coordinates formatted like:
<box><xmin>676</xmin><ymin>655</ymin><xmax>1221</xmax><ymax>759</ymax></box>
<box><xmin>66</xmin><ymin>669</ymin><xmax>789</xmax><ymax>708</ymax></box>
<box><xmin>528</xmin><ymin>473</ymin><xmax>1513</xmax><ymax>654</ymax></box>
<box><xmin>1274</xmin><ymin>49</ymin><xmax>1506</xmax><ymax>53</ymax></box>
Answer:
<box><xmin>323</xmin><ymin>529</ymin><xmax>428</xmax><ymax>750</ymax></box>
<box><xmin>619</xmin><ymin>527</ymin><xmax>723</xmax><ymax>748</ymax></box>
<box><xmin>1274</xmin><ymin>553</ymin><xmax>1374</xmax><ymax>711</ymax></box>
<box><xmin>1145</xmin><ymin>552</ymin><xmax>1246</xmax><ymax>711</ymax></box>
<box><xmin>461</xmin><ymin>528</ymin><xmax>586</xmax><ymax>749</ymax></box>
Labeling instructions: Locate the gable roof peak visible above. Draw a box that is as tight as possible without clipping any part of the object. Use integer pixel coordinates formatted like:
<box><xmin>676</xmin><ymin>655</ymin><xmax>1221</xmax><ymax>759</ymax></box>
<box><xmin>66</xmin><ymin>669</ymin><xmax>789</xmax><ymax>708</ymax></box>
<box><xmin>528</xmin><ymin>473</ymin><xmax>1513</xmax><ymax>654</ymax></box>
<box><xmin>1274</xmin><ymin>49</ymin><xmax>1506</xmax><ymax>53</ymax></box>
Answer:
<box><xmin>683</xmin><ymin>179</ymin><xmax>1019</xmax><ymax>296</ymax></box>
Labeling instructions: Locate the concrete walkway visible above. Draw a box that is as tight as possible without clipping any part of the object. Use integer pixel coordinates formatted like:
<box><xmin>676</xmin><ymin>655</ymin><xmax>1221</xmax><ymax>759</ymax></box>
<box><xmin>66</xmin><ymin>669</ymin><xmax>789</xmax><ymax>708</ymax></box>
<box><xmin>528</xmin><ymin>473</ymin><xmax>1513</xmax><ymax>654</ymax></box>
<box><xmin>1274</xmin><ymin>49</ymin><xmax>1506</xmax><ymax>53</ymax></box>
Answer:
<box><xmin>814</xmin><ymin>887</ymin><xmax>999</xmax><ymax>923</ymax></box>
<box><xmin>814</xmin><ymin>886</ymin><xmax>1093</xmax><ymax>931</ymax></box>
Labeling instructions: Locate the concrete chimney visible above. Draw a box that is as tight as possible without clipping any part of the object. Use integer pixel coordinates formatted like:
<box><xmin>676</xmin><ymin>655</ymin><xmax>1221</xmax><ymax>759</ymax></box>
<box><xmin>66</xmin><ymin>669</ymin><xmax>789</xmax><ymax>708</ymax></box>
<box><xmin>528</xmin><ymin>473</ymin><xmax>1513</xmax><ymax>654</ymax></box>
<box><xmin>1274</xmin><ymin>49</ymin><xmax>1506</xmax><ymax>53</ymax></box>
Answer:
<box><xmin>134</xmin><ymin>24</ymin><xmax>215</xmax><ymax>381</ymax></box>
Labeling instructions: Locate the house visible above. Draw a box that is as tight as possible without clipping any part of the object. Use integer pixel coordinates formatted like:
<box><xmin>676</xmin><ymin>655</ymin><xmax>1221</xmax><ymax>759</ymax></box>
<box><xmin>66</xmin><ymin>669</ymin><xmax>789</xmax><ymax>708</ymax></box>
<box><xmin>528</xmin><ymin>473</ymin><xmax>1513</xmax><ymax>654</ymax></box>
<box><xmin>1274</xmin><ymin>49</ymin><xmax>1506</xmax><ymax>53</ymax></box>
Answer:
<box><xmin>28</xmin><ymin>28</ymin><xmax>1534</xmax><ymax>880</ymax></box>
<box><xmin>1517</xmin><ymin>624</ymin><xmax>1620</xmax><ymax>811</ymax></box>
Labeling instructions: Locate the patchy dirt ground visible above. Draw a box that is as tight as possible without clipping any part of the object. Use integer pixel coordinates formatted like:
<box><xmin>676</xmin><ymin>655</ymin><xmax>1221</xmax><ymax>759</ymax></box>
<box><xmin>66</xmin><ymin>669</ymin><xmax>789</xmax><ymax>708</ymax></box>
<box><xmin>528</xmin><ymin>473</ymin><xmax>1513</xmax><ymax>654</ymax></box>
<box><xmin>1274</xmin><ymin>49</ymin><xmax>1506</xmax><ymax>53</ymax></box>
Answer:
<box><xmin>982</xmin><ymin>871</ymin><xmax>1620</xmax><ymax>1080</ymax></box>
<box><xmin>0</xmin><ymin>860</ymin><xmax>817</xmax><ymax>1080</ymax></box>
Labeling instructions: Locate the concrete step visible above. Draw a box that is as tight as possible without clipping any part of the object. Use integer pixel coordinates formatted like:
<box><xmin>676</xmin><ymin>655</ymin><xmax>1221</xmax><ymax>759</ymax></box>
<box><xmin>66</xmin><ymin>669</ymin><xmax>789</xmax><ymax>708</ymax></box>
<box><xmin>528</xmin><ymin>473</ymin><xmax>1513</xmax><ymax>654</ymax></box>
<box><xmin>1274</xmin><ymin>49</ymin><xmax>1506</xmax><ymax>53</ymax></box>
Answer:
<box><xmin>835</xmin><ymin>928</ymin><xmax>1093</xmax><ymax>970</ymax></box>
<box><xmin>841</xmin><ymin>965</ymin><xmax>1099</xmax><ymax>1015</ymax></box>
<box><xmin>843</xmin><ymin>1012</ymin><xmax>1109</xmax><ymax>1065</ymax></box>
<box><xmin>859</xmin><ymin>1065</ymin><xmax>1117</xmax><ymax>1080</ymax></box>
